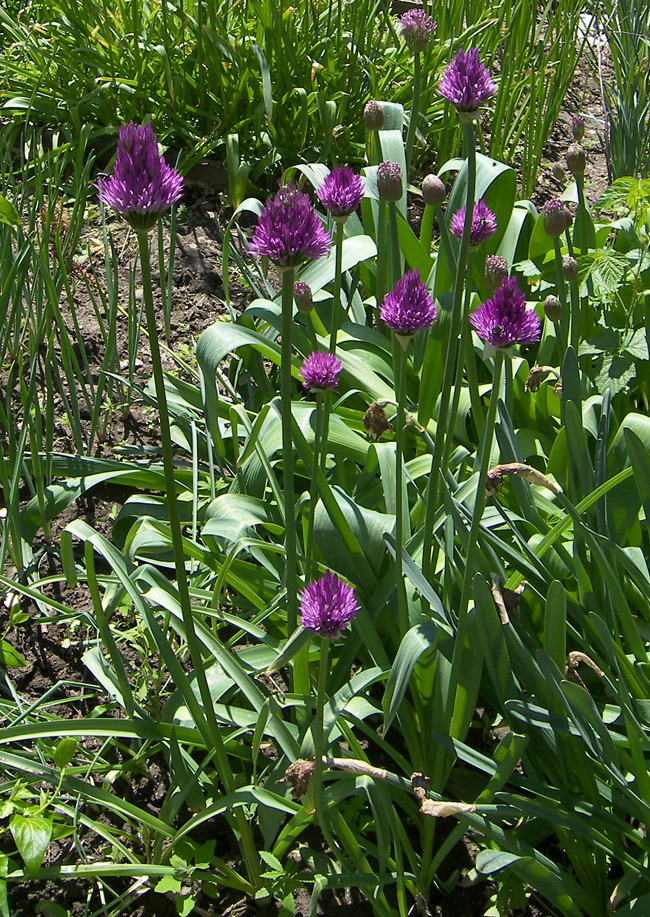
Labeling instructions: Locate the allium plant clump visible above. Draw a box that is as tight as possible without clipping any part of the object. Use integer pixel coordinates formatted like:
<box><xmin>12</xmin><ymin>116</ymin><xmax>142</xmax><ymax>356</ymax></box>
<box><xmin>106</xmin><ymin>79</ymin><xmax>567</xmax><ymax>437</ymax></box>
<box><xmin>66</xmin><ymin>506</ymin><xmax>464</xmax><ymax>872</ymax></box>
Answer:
<box><xmin>96</xmin><ymin>122</ymin><xmax>183</xmax><ymax>231</ymax></box>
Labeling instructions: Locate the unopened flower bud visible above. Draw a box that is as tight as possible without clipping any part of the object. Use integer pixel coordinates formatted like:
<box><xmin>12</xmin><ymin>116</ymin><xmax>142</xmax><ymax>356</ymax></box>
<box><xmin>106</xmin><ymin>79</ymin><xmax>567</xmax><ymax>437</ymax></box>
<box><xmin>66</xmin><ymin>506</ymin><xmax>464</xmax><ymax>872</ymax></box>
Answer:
<box><xmin>562</xmin><ymin>256</ymin><xmax>578</xmax><ymax>283</ymax></box>
<box><xmin>553</xmin><ymin>163</ymin><xmax>566</xmax><ymax>182</ymax></box>
<box><xmin>572</xmin><ymin>115</ymin><xmax>585</xmax><ymax>142</ymax></box>
<box><xmin>484</xmin><ymin>255</ymin><xmax>509</xmax><ymax>291</ymax></box>
<box><xmin>544</xmin><ymin>295</ymin><xmax>562</xmax><ymax>322</ymax></box>
<box><xmin>566</xmin><ymin>143</ymin><xmax>586</xmax><ymax>176</ymax></box>
<box><xmin>542</xmin><ymin>198</ymin><xmax>571</xmax><ymax>238</ymax></box>
<box><xmin>364</xmin><ymin>101</ymin><xmax>384</xmax><ymax>132</ymax></box>
<box><xmin>294</xmin><ymin>280</ymin><xmax>313</xmax><ymax>313</ymax></box>
<box><xmin>377</xmin><ymin>161</ymin><xmax>403</xmax><ymax>202</ymax></box>
<box><xmin>421</xmin><ymin>174</ymin><xmax>446</xmax><ymax>206</ymax></box>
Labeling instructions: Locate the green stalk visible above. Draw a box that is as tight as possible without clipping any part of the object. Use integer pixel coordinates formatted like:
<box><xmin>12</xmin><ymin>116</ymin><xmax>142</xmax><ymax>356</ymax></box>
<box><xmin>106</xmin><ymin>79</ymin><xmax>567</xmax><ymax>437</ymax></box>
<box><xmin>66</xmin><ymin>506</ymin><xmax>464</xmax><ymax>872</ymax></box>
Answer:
<box><xmin>280</xmin><ymin>268</ymin><xmax>299</xmax><ymax>634</ymax></box>
<box><xmin>388</xmin><ymin>201</ymin><xmax>401</xmax><ymax>290</ymax></box>
<box><xmin>375</xmin><ymin>201</ymin><xmax>388</xmax><ymax>324</ymax></box>
<box><xmin>393</xmin><ymin>334</ymin><xmax>409</xmax><ymax>635</ymax></box>
<box><xmin>312</xmin><ymin>635</ymin><xmax>330</xmax><ymax>818</ymax></box>
<box><xmin>136</xmin><ymin>231</ymin><xmax>260</xmax><ymax>889</ymax></box>
<box><xmin>553</xmin><ymin>237</ymin><xmax>569</xmax><ymax>356</ymax></box>
<box><xmin>457</xmin><ymin>349</ymin><xmax>505</xmax><ymax>625</ymax></box>
<box><xmin>405</xmin><ymin>52</ymin><xmax>422</xmax><ymax>177</ymax></box>
<box><xmin>329</xmin><ymin>220</ymin><xmax>345</xmax><ymax>353</ymax></box>
<box><xmin>422</xmin><ymin>120</ymin><xmax>477</xmax><ymax>582</ymax></box>
<box><xmin>305</xmin><ymin>392</ymin><xmax>325</xmax><ymax>579</ymax></box>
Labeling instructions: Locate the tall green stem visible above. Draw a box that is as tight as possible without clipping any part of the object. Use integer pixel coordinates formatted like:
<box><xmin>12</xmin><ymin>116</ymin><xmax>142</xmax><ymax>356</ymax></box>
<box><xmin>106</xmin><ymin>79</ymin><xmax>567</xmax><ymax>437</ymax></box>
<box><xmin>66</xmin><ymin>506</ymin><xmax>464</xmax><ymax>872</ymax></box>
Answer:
<box><xmin>312</xmin><ymin>636</ymin><xmax>330</xmax><ymax>817</ymax></box>
<box><xmin>405</xmin><ymin>52</ymin><xmax>422</xmax><ymax>177</ymax></box>
<box><xmin>422</xmin><ymin>120</ymin><xmax>477</xmax><ymax>583</ymax></box>
<box><xmin>393</xmin><ymin>334</ymin><xmax>409</xmax><ymax>634</ymax></box>
<box><xmin>457</xmin><ymin>349</ymin><xmax>505</xmax><ymax>624</ymax></box>
<box><xmin>329</xmin><ymin>221</ymin><xmax>345</xmax><ymax>353</ymax></box>
<box><xmin>136</xmin><ymin>232</ymin><xmax>260</xmax><ymax>888</ymax></box>
<box><xmin>305</xmin><ymin>392</ymin><xmax>325</xmax><ymax>579</ymax></box>
<box><xmin>280</xmin><ymin>268</ymin><xmax>299</xmax><ymax>634</ymax></box>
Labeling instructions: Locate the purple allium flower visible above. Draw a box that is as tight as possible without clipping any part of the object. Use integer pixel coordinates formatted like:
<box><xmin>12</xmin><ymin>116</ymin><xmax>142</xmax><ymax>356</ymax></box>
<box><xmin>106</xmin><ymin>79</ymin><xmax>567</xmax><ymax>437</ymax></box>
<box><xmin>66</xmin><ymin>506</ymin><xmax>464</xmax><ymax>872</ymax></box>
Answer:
<box><xmin>400</xmin><ymin>9</ymin><xmax>437</xmax><ymax>53</ymax></box>
<box><xmin>249</xmin><ymin>185</ymin><xmax>331</xmax><ymax>269</ymax></box>
<box><xmin>380</xmin><ymin>270</ymin><xmax>437</xmax><ymax>337</ymax></box>
<box><xmin>572</xmin><ymin>115</ymin><xmax>585</xmax><ymax>142</ymax></box>
<box><xmin>299</xmin><ymin>351</ymin><xmax>343</xmax><ymax>392</ymax></box>
<box><xmin>485</xmin><ymin>254</ymin><xmax>509</xmax><ymax>291</ymax></box>
<box><xmin>377</xmin><ymin>161</ymin><xmax>403</xmax><ymax>202</ymax></box>
<box><xmin>96</xmin><ymin>122</ymin><xmax>183</xmax><ymax>232</ymax></box>
<box><xmin>450</xmin><ymin>199</ymin><xmax>497</xmax><ymax>248</ymax></box>
<box><xmin>421</xmin><ymin>173</ymin><xmax>446</xmax><ymax>206</ymax></box>
<box><xmin>317</xmin><ymin>165</ymin><xmax>364</xmax><ymax>221</ymax></box>
<box><xmin>294</xmin><ymin>280</ymin><xmax>313</xmax><ymax>313</ymax></box>
<box><xmin>542</xmin><ymin>198</ymin><xmax>571</xmax><ymax>237</ymax></box>
<box><xmin>364</xmin><ymin>100</ymin><xmax>384</xmax><ymax>131</ymax></box>
<box><xmin>438</xmin><ymin>48</ymin><xmax>496</xmax><ymax>117</ymax></box>
<box><xmin>300</xmin><ymin>571</ymin><xmax>359</xmax><ymax>639</ymax></box>
<box><xmin>470</xmin><ymin>277</ymin><xmax>541</xmax><ymax>351</ymax></box>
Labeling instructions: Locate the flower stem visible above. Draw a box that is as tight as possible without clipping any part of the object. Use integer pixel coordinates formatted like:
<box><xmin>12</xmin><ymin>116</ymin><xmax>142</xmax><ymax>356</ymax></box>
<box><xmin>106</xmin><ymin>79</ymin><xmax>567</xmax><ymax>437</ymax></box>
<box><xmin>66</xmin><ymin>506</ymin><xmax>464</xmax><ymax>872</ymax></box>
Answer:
<box><xmin>393</xmin><ymin>333</ymin><xmax>409</xmax><ymax>634</ymax></box>
<box><xmin>312</xmin><ymin>635</ymin><xmax>330</xmax><ymax>817</ymax></box>
<box><xmin>388</xmin><ymin>201</ymin><xmax>401</xmax><ymax>290</ymax></box>
<box><xmin>305</xmin><ymin>392</ymin><xmax>325</xmax><ymax>579</ymax></box>
<box><xmin>422</xmin><ymin>120</ymin><xmax>476</xmax><ymax>583</ymax></box>
<box><xmin>281</xmin><ymin>268</ymin><xmax>299</xmax><ymax>634</ymax></box>
<box><xmin>137</xmin><ymin>231</ymin><xmax>260</xmax><ymax>888</ymax></box>
<box><xmin>329</xmin><ymin>221</ymin><xmax>345</xmax><ymax>353</ymax></box>
<box><xmin>405</xmin><ymin>52</ymin><xmax>421</xmax><ymax>177</ymax></box>
<box><xmin>458</xmin><ymin>349</ymin><xmax>505</xmax><ymax>623</ymax></box>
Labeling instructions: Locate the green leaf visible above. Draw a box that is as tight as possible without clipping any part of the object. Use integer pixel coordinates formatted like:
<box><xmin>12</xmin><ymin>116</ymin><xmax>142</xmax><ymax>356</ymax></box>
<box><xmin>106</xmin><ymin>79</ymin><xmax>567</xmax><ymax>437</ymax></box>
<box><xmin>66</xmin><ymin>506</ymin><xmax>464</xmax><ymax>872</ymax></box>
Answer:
<box><xmin>51</xmin><ymin>738</ymin><xmax>77</xmax><ymax>769</ymax></box>
<box><xmin>476</xmin><ymin>850</ymin><xmax>527</xmax><ymax>875</ymax></box>
<box><xmin>0</xmin><ymin>639</ymin><xmax>27</xmax><ymax>668</ymax></box>
<box><xmin>623</xmin><ymin>327</ymin><xmax>649</xmax><ymax>361</ymax></box>
<box><xmin>156</xmin><ymin>875</ymin><xmax>183</xmax><ymax>894</ymax></box>
<box><xmin>176</xmin><ymin>895</ymin><xmax>195</xmax><ymax>916</ymax></box>
<box><xmin>259</xmin><ymin>850</ymin><xmax>283</xmax><ymax>872</ymax></box>
<box><xmin>382</xmin><ymin>622</ymin><xmax>445</xmax><ymax>734</ymax></box>
<box><xmin>577</xmin><ymin>249</ymin><xmax>628</xmax><ymax>298</ymax></box>
<box><xmin>36</xmin><ymin>903</ymin><xmax>69</xmax><ymax>917</ymax></box>
<box><xmin>595</xmin><ymin>353</ymin><xmax>636</xmax><ymax>396</ymax></box>
<box><xmin>0</xmin><ymin>195</ymin><xmax>20</xmax><ymax>228</ymax></box>
<box><xmin>10</xmin><ymin>814</ymin><xmax>53</xmax><ymax>872</ymax></box>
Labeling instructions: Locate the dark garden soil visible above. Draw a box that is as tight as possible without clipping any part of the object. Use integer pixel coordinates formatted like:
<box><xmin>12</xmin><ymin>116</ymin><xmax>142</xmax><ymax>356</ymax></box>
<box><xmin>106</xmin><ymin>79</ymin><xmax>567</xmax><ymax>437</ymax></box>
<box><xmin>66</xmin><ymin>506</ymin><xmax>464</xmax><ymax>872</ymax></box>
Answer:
<box><xmin>0</xmin><ymin>48</ymin><xmax>613</xmax><ymax>917</ymax></box>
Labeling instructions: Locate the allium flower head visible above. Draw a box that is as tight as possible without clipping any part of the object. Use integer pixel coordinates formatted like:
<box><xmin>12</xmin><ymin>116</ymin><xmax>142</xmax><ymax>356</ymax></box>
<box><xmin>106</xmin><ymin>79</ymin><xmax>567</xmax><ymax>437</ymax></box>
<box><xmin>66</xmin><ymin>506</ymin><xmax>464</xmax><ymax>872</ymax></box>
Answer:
<box><xmin>299</xmin><ymin>351</ymin><xmax>343</xmax><ymax>392</ymax></box>
<box><xmin>572</xmin><ymin>115</ymin><xmax>585</xmax><ymax>142</ymax></box>
<box><xmin>317</xmin><ymin>165</ymin><xmax>364</xmax><ymax>221</ymax></box>
<box><xmin>421</xmin><ymin>174</ymin><xmax>446</xmax><ymax>206</ymax></box>
<box><xmin>566</xmin><ymin>143</ymin><xmax>586</xmax><ymax>176</ymax></box>
<box><xmin>364</xmin><ymin>101</ymin><xmax>384</xmax><ymax>131</ymax></box>
<box><xmin>377</xmin><ymin>161</ymin><xmax>403</xmax><ymax>202</ymax></box>
<box><xmin>542</xmin><ymin>198</ymin><xmax>571</xmax><ymax>237</ymax></box>
<box><xmin>300</xmin><ymin>571</ymin><xmax>359</xmax><ymax>639</ymax></box>
<box><xmin>380</xmin><ymin>270</ymin><xmax>437</xmax><ymax>338</ymax></box>
<box><xmin>96</xmin><ymin>122</ymin><xmax>183</xmax><ymax>232</ymax></box>
<box><xmin>485</xmin><ymin>254</ymin><xmax>509</xmax><ymax>291</ymax></box>
<box><xmin>450</xmin><ymin>199</ymin><xmax>497</xmax><ymax>248</ymax></box>
<box><xmin>438</xmin><ymin>48</ymin><xmax>496</xmax><ymax>118</ymax></box>
<box><xmin>249</xmin><ymin>185</ymin><xmax>331</xmax><ymax>269</ymax></box>
<box><xmin>294</xmin><ymin>280</ymin><xmax>313</xmax><ymax>313</ymax></box>
<box><xmin>400</xmin><ymin>9</ymin><xmax>437</xmax><ymax>53</ymax></box>
<box><xmin>470</xmin><ymin>277</ymin><xmax>541</xmax><ymax>352</ymax></box>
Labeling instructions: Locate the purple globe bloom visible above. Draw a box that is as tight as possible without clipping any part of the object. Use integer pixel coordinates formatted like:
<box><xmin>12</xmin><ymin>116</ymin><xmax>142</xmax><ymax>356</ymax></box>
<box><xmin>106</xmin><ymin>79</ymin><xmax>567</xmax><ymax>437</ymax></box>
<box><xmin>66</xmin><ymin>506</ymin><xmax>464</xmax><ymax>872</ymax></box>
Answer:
<box><xmin>450</xmin><ymin>199</ymin><xmax>497</xmax><ymax>248</ymax></box>
<box><xmin>438</xmin><ymin>48</ymin><xmax>496</xmax><ymax>117</ymax></box>
<box><xmin>96</xmin><ymin>122</ymin><xmax>183</xmax><ymax>232</ymax></box>
<box><xmin>317</xmin><ymin>165</ymin><xmax>364</xmax><ymax>221</ymax></box>
<box><xmin>300</xmin><ymin>571</ymin><xmax>359</xmax><ymax>639</ymax></box>
<box><xmin>380</xmin><ymin>270</ymin><xmax>437</xmax><ymax>337</ymax></box>
<box><xmin>470</xmin><ymin>277</ymin><xmax>541</xmax><ymax>352</ymax></box>
<box><xmin>249</xmin><ymin>185</ymin><xmax>331</xmax><ymax>269</ymax></box>
<box><xmin>299</xmin><ymin>351</ymin><xmax>343</xmax><ymax>392</ymax></box>
<box><xmin>400</xmin><ymin>9</ymin><xmax>437</xmax><ymax>53</ymax></box>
